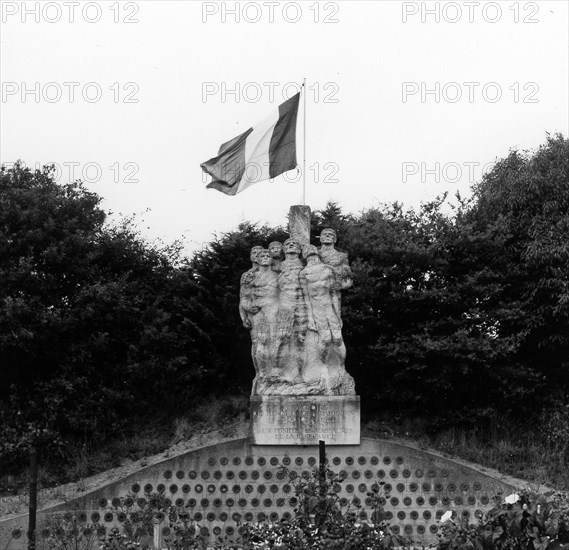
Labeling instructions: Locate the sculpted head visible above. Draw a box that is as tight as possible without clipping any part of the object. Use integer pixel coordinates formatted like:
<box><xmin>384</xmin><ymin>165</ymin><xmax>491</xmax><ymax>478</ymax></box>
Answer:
<box><xmin>250</xmin><ymin>245</ymin><xmax>264</xmax><ymax>263</ymax></box>
<box><xmin>283</xmin><ymin>238</ymin><xmax>301</xmax><ymax>255</ymax></box>
<box><xmin>268</xmin><ymin>241</ymin><xmax>283</xmax><ymax>259</ymax></box>
<box><xmin>303</xmin><ymin>244</ymin><xmax>319</xmax><ymax>260</ymax></box>
<box><xmin>257</xmin><ymin>249</ymin><xmax>271</xmax><ymax>266</ymax></box>
<box><xmin>319</xmin><ymin>228</ymin><xmax>338</xmax><ymax>245</ymax></box>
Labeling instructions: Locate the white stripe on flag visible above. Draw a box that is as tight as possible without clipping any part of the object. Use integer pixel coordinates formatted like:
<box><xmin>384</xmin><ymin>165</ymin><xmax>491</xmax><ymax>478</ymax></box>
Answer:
<box><xmin>237</xmin><ymin>107</ymin><xmax>280</xmax><ymax>194</ymax></box>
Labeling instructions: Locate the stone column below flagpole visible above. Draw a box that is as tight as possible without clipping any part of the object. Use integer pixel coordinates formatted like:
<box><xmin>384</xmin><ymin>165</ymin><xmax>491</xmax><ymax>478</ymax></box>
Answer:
<box><xmin>288</xmin><ymin>204</ymin><xmax>311</xmax><ymax>246</ymax></box>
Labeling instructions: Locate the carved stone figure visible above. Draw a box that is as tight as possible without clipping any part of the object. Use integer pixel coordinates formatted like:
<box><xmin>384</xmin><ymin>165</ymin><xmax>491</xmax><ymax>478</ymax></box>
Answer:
<box><xmin>268</xmin><ymin>241</ymin><xmax>284</xmax><ymax>273</ymax></box>
<box><xmin>242</xmin><ymin>215</ymin><xmax>355</xmax><ymax>397</ymax></box>
<box><xmin>239</xmin><ymin>245</ymin><xmax>263</xmax><ymax>330</ymax></box>
<box><xmin>299</xmin><ymin>245</ymin><xmax>354</xmax><ymax>395</ymax></box>
<box><xmin>318</xmin><ymin>228</ymin><xmax>353</xmax><ymax>290</ymax></box>
<box><xmin>249</xmin><ymin>249</ymin><xmax>279</xmax><ymax>393</ymax></box>
<box><xmin>317</xmin><ymin>228</ymin><xmax>353</xmax><ymax>318</ymax></box>
<box><xmin>275</xmin><ymin>238</ymin><xmax>308</xmax><ymax>377</ymax></box>
<box><xmin>277</xmin><ymin>238</ymin><xmax>308</xmax><ymax>338</ymax></box>
<box><xmin>300</xmin><ymin>245</ymin><xmax>343</xmax><ymax>357</ymax></box>
<box><xmin>248</xmin><ymin>206</ymin><xmax>360</xmax><ymax>445</ymax></box>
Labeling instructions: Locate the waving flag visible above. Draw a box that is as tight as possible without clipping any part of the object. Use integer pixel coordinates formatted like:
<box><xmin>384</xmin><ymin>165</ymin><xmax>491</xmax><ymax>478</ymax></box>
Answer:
<box><xmin>201</xmin><ymin>92</ymin><xmax>300</xmax><ymax>195</ymax></box>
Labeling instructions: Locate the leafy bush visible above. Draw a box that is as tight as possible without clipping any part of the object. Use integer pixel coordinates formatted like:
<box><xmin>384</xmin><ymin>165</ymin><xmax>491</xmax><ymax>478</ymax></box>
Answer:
<box><xmin>438</xmin><ymin>490</ymin><xmax>569</xmax><ymax>550</ymax></box>
<box><xmin>234</xmin><ymin>465</ymin><xmax>409</xmax><ymax>549</ymax></box>
<box><xmin>40</xmin><ymin>464</ymin><xmax>411</xmax><ymax>550</ymax></box>
<box><xmin>37</xmin><ymin>510</ymin><xmax>104</xmax><ymax>550</ymax></box>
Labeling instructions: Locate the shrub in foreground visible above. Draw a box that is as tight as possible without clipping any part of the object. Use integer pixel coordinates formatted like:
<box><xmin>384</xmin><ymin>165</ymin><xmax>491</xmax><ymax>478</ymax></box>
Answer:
<box><xmin>438</xmin><ymin>490</ymin><xmax>569</xmax><ymax>550</ymax></box>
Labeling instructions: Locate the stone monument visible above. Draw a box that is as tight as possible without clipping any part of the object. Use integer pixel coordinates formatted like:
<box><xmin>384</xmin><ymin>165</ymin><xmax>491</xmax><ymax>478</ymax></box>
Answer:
<box><xmin>245</xmin><ymin>205</ymin><xmax>360</xmax><ymax>445</ymax></box>
<box><xmin>0</xmin><ymin>205</ymin><xmax>529</xmax><ymax>548</ymax></box>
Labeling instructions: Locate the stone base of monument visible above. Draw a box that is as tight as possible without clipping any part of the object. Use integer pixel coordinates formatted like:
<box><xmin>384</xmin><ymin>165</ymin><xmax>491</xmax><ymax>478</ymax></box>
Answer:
<box><xmin>250</xmin><ymin>395</ymin><xmax>360</xmax><ymax>445</ymax></box>
<box><xmin>0</xmin><ymin>423</ymin><xmax>534</xmax><ymax>548</ymax></box>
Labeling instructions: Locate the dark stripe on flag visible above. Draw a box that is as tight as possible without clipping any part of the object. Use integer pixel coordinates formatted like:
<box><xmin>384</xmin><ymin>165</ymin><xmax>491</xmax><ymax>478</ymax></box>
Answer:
<box><xmin>268</xmin><ymin>92</ymin><xmax>300</xmax><ymax>179</ymax></box>
<box><xmin>200</xmin><ymin>127</ymin><xmax>254</xmax><ymax>195</ymax></box>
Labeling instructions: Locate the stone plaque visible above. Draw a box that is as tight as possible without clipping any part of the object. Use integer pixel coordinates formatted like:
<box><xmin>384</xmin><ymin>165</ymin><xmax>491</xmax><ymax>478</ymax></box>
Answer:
<box><xmin>250</xmin><ymin>395</ymin><xmax>360</xmax><ymax>445</ymax></box>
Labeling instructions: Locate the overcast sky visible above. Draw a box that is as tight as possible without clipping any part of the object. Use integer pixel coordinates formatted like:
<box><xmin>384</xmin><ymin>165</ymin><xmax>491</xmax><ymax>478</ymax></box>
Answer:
<box><xmin>1</xmin><ymin>0</ymin><xmax>568</xmax><ymax>253</ymax></box>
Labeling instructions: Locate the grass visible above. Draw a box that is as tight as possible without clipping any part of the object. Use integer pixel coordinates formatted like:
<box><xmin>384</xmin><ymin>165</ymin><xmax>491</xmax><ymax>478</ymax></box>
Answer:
<box><xmin>172</xmin><ymin>394</ymin><xmax>249</xmax><ymax>442</ymax></box>
<box><xmin>364</xmin><ymin>413</ymin><xmax>569</xmax><ymax>491</ymax></box>
<box><xmin>0</xmin><ymin>394</ymin><xmax>250</xmax><ymax>497</ymax></box>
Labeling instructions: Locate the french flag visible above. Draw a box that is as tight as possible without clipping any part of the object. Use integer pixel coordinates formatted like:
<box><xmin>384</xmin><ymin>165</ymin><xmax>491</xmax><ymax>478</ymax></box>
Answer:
<box><xmin>201</xmin><ymin>92</ymin><xmax>300</xmax><ymax>195</ymax></box>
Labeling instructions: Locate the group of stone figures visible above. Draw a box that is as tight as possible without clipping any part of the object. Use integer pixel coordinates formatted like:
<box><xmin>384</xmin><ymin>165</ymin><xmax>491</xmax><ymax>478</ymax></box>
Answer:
<box><xmin>240</xmin><ymin>229</ymin><xmax>356</xmax><ymax>396</ymax></box>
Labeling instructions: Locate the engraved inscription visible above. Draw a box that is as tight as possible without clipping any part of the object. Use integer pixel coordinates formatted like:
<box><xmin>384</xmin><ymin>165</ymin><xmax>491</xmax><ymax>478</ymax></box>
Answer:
<box><xmin>251</xmin><ymin>396</ymin><xmax>360</xmax><ymax>445</ymax></box>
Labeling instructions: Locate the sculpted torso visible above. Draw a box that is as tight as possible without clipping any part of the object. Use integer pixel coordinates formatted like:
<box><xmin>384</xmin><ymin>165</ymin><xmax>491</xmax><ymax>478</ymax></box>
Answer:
<box><xmin>301</xmin><ymin>261</ymin><xmax>341</xmax><ymax>330</ymax></box>
<box><xmin>318</xmin><ymin>228</ymin><xmax>353</xmax><ymax>290</ymax></box>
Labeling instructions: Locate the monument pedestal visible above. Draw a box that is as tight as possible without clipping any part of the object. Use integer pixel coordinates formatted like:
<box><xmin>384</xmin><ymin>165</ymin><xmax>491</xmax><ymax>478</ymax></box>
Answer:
<box><xmin>250</xmin><ymin>395</ymin><xmax>360</xmax><ymax>445</ymax></box>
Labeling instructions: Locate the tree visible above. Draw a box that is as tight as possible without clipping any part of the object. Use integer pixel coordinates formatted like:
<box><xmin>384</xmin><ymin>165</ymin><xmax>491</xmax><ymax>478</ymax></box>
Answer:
<box><xmin>366</xmin><ymin>134</ymin><xmax>569</xmax><ymax>420</ymax></box>
<box><xmin>0</xmin><ymin>163</ymin><xmax>215</xmax><ymax>472</ymax></box>
<box><xmin>461</xmin><ymin>133</ymin><xmax>569</xmax><ymax>397</ymax></box>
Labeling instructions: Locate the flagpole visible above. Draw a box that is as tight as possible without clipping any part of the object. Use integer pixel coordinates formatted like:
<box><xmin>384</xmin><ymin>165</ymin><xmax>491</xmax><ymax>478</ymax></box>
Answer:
<box><xmin>302</xmin><ymin>77</ymin><xmax>307</xmax><ymax>206</ymax></box>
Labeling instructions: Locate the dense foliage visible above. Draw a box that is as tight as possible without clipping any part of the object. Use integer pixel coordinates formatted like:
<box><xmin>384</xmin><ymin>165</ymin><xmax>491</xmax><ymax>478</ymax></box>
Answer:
<box><xmin>0</xmin><ymin>163</ymin><xmax>218</xmax><ymax>471</ymax></box>
<box><xmin>1</xmin><ymin>134</ymin><xmax>568</xmax><ymax>478</ymax></box>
